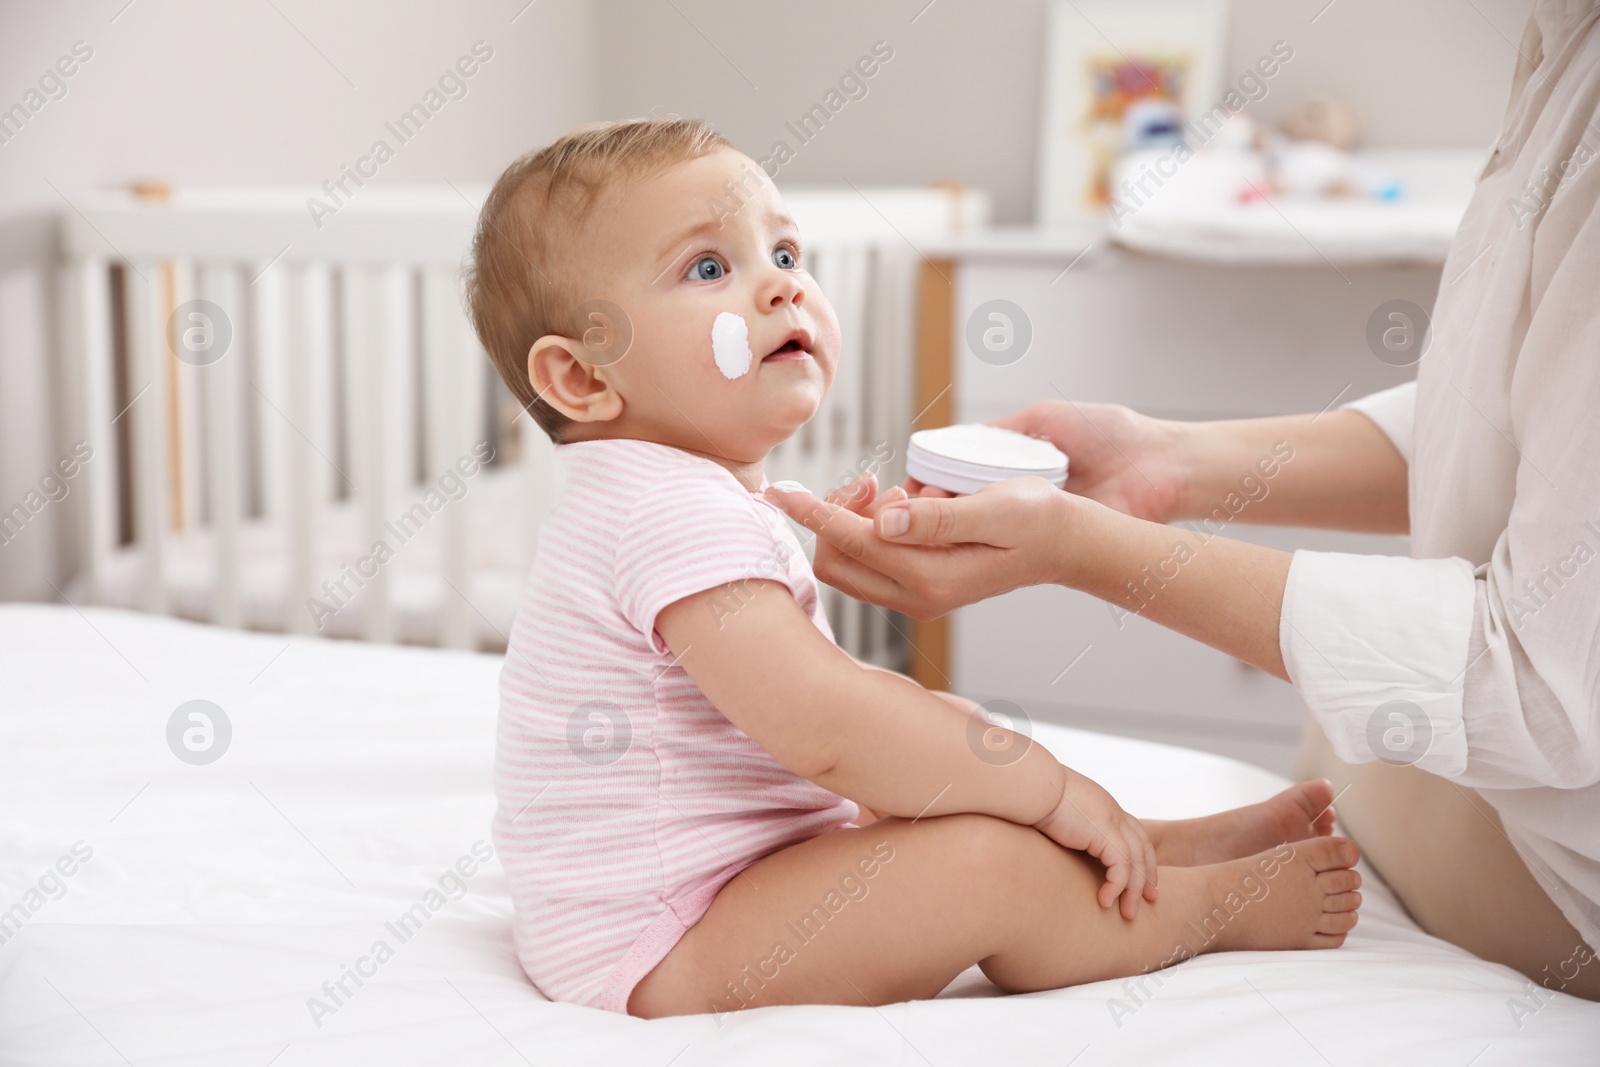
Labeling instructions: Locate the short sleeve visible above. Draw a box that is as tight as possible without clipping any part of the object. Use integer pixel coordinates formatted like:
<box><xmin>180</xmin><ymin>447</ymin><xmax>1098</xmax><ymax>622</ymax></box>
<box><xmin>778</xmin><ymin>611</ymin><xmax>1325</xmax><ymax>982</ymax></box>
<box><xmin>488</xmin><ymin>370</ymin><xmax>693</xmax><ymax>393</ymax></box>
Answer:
<box><xmin>614</xmin><ymin>466</ymin><xmax>806</xmax><ymax>655</ymax></box>
<box><xmin>1341</xmin><ymin>381</ymin><xmax>1416</xmax><ymax>464</ymax></box>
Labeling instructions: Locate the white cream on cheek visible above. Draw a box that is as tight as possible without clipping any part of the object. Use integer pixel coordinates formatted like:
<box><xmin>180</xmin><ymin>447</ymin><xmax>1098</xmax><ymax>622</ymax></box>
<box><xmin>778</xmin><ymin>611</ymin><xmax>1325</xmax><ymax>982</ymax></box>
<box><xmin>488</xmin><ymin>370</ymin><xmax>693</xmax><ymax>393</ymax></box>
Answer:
<box><xmin>712</xmin><ymin>312</ymin><xmax>753</xmax><ymax>379</ymax></box>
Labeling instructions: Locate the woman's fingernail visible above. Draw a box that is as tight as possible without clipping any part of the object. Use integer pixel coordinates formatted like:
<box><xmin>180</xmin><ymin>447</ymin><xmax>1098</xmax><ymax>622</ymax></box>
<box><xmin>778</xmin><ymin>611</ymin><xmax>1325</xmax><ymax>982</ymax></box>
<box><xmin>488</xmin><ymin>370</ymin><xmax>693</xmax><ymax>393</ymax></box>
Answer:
<box><xmin>881</xmin><ymin>507</ymin><xmax>910</xmax><ymax>536</ymax></box>
<box><xmin>768</xmin><ymin>480</ymin><xmax>808</xmax><ymax>495</ymax></box>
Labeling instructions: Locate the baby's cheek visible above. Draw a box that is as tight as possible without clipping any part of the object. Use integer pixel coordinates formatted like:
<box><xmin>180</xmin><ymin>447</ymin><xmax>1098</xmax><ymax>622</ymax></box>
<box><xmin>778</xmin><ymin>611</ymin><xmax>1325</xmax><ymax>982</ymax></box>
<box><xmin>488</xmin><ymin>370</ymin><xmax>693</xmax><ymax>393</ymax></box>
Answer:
<box><xmin>804</xmin><ymin>288</ymin><xmax>842</xmax><ymax>353</ymax></box>
<box><xmin>816</xmin><ymin>316</ymin><xmax>845</xmax><ymax>375</ymax></box>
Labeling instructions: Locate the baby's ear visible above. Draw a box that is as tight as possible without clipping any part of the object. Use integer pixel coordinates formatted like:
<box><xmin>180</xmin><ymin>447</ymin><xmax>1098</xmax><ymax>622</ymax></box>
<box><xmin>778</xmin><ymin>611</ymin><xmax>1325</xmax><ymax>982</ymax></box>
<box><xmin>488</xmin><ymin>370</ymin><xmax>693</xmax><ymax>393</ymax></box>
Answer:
<box><xmin>528</xmin><ymin>334</ymin><xmax>623</xmax><ymax>425</ymax></box>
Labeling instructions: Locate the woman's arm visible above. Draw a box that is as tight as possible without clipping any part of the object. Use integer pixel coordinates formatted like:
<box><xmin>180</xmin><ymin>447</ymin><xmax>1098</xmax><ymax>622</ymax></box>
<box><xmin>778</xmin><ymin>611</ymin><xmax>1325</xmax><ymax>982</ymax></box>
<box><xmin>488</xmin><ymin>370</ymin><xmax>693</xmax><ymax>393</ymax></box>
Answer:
<box><xmin>1169</xmin><ymin>409</ymin><xmax>1409</xmax><ymax>534</ymax></box>
<box><xmin>794</xmin><ymin>479</ymin><xmax>1297</xmax><ymax>680</ymax></box>
<box><xmin>1053</xmin><ymin>495</ymin><xmax>1295</xmax><ymax>679</ymax></box>
<box><xmin>982</xmin><ymin>399</ymin><xmax>1410</xmax><ymax>534</ymax></box>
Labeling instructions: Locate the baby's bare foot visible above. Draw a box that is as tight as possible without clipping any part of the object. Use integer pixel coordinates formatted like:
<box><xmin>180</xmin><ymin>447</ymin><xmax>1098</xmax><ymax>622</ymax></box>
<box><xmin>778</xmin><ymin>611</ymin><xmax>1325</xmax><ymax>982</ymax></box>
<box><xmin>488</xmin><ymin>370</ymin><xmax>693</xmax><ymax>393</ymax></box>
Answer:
<box><xmin>1194</xmin><ymin>836</ymin><xmax>1361</xmax><ymax>954</ymax></box>
<box><xmin>1151</xmin><ymin>780</ymin><xmax>1337</xmax><ymax>867</ymax></box>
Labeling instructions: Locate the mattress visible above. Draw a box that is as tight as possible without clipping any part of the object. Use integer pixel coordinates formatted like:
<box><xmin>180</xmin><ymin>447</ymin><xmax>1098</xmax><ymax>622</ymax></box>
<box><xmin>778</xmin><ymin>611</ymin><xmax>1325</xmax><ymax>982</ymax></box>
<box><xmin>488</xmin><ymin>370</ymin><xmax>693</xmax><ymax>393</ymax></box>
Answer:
<box><xmin>1</xmin><ymin>604</ymin><xmax>1596</xmax><ymax>1065</ymax></box>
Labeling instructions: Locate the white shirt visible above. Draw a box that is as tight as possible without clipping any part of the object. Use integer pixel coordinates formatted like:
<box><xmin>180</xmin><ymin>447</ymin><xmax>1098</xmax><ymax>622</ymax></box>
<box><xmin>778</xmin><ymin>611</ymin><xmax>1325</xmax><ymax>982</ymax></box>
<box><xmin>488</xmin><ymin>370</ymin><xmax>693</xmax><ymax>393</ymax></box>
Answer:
<box><xmin>1280</xmin><ymin>0</ymin><xmax>1600</xmax><ymax>950</ymax></box>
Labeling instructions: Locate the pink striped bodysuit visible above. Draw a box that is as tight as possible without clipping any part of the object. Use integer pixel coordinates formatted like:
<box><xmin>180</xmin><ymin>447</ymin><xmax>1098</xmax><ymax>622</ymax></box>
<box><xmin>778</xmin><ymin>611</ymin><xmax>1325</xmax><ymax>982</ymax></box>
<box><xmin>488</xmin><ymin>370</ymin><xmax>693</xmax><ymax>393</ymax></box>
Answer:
<box><xmin>491</xmin><ymin>437</ymin><xmax>859</xmax><ymax>1014</ymax></box>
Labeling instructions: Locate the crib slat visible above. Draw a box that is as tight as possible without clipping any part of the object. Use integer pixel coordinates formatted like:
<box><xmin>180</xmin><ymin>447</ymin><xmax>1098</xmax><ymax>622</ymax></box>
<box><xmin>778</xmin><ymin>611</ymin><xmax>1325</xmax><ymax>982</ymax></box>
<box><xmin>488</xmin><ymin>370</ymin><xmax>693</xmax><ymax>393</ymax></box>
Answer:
<box><xmin>369</xmin><ymin>263</ymin><xmax>414</xmax><ymax>643</ymax></box>
<box><xmin>75</xmin><ymin>258</ymin><xmax>116</xmax><ymax>603</ymax></box>
<box><xmin>339</xmin><ymin>265</ymin><xmax>393</xmax><ymax>644</ymax></box>
<box><xmin>283</xmin><ymin>264</ymin><xmax>318</xmax><ymax>634</ymax></box>
<box><xmin>306</xmin><ymin>264</ymin><xmax>338</xmax><ymax>511</ymax></box>
<box><xmin>168</xmin><ymin>260</ymin><xmax>202</xmax><ymax>534</ymax></box>
<box><xmin>421</xmin><ymin>266</ymin><xmax>473</xmax><ymax>649</ymax></box>
<box><xmin>199</xmin><ymin>263</ymin><xmax>244</xmax><ymax>628</ymax></box>
<box><xmin>126</xmin><ymin>263</ymin><xmax>169</xmax><ymax>614</ymax></box>
<box><xmin>253</xmin><ymin>265</ymin><xmax>290</xmax><ymax>530</ymax></box>
<box><xmin>833</xmin><ymin>246</ymin><xmax>872</xmax><ymax>659</ymax></box>
<box><xmin>870</xmin><ymin>248</ymin><xmax>921</xmax><ymax>665</ymax></box>
<box><xmin>387</xmin><ymin>265</ymin><xmax>418</xmax><ymax>502</ymax></box>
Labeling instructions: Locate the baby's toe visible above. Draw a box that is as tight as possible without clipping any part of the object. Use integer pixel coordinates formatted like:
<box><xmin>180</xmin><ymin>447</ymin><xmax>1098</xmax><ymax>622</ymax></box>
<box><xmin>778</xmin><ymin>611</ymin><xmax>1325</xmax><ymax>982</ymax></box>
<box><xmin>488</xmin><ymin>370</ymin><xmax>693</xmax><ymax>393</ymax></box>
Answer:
<box><xmin>1304</xmin><ymin>836</ymin><xmax>1359</xmax><ymax>873</ymax></box>
<box><xmin>1312</xmin><ymin>805</ymin><xmax>1337</xmax><ymax>836</ymax></box>
<box><xmin>1317</xmin><ymin>868</ymin><xmax>1361</xmax><ymax>895</ymax></box>
<box><xmin>1317</xmin><ymin>910</ymin><xmax>1360</xmax><ymax>936</ymax></box>
<box><xmin>1294</xmin><ymin>779</ymin><xmax>1335</xmax><ymax>821</ymax></box>
<box><xmin>1322</xmin><ymin>890</ymin><xmax>1362</xmax><ymax>913</ymax></box>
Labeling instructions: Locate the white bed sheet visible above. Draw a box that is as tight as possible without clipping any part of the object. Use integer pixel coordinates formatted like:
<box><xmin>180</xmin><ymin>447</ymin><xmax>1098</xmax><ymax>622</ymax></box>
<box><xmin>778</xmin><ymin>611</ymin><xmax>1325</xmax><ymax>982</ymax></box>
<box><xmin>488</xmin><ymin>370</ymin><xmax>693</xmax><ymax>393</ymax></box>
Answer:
<box><xmin>1</xmin><ymin>605</ymin><xmax>1595</xmax><ymax>1066</ymax></box>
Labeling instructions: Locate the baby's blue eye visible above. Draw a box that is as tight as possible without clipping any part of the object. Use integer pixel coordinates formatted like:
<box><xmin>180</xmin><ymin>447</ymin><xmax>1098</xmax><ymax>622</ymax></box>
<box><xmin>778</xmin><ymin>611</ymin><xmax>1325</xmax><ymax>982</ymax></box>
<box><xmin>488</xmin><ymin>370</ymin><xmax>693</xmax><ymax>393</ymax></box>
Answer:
<box><xmin>773</xmin><ymin>247</ymin><xmax>797</xmax><ymax>270</ymax></box>
<box><xmin>691</xmin><ymin>256</ymin><xmax>724</xmax><ymax>281</ymax></box>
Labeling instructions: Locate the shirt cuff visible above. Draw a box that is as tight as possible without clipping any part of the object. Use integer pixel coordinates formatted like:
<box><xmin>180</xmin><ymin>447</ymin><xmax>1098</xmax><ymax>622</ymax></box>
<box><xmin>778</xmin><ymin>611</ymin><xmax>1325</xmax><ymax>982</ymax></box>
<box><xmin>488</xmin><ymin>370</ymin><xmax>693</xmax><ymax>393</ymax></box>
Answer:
<box><xmin>1341</xmin><ymin>381</ymin><xmax>1416</xmax><ymax>464</ymax></box>
<box><xmin>1279</xmin><ymin>548</ymin><xmax>1478</xmax><ymax>776</ymax></box>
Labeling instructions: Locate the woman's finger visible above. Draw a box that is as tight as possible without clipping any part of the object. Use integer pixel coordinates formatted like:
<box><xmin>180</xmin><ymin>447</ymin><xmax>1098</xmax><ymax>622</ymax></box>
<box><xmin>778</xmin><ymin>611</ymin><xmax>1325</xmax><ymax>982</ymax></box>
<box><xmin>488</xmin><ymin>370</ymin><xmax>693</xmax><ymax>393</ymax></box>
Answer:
<box><xmin>989</xmin><ymin>403</ymin><xmax>1051</xmax><ymax>439</ymax></box>
<box><xmin>765</xmin><ymin>487</ymin><xmax>876</xmax><ymax>557</ymax></box>
<box><xmin>809</xmin><ymin>549</ymin><xmax>911</xmax><ymax>611</ymax></box>
<box><xmin>866</xmin><ymin>485</ymin><xmax>908</xmax><ymax>518</ymax></box>
<box><xmin>876</xmin><ymin>491</ymin><xmax>1000</xmax><ymax>545</ymax></box>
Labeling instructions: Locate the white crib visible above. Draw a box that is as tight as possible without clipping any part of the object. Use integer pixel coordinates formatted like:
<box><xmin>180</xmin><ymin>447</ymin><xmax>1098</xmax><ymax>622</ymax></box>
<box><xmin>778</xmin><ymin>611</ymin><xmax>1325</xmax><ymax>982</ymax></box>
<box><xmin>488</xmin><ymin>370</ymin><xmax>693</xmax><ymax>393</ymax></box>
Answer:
<box><xmin>24</xmin><ymin>183</ymin><xmax>987</xmax><ymax>662</ymax></box>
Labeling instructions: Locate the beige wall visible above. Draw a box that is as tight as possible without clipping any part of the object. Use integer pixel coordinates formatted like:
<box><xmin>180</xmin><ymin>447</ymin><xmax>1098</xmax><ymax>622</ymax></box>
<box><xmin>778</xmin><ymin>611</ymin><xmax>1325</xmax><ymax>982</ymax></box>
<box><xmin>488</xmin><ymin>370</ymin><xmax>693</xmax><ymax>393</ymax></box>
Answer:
<box><xmin>596</xmin><ymin>0</ymin><xmax>1537</xmax><ymax>222</ymax></box>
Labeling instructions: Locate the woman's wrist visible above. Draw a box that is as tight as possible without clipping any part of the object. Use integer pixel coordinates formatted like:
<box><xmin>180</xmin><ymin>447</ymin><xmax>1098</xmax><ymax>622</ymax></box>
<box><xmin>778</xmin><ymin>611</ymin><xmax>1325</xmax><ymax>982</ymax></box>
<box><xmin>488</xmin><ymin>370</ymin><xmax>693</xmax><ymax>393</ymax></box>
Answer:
<box><xmin>1164</xmin><ymin>417</ymin><xmax>1219</xmax><ymax>523</ymax></box>
<box><xmin>1044</xmin><ymin>489</ymin><xmax>1130</xmax><ymax>591</ymax></box>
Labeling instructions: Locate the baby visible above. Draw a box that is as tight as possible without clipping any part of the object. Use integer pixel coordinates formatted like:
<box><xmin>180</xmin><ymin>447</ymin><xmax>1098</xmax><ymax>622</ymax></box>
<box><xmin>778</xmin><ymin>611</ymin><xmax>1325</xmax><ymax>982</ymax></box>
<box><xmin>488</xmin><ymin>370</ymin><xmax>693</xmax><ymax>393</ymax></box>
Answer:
<box><xmin>465</xmin><ymin>118</ymin><xmax>1361</xmax><ymax>1019</ymax></box>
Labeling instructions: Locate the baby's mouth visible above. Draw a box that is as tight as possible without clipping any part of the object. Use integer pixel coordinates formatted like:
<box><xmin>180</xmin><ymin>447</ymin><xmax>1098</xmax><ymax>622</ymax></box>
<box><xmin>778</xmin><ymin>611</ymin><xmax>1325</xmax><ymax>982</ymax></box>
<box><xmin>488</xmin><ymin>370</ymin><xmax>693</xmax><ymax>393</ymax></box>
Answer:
<box><xmin>763</xmin><ymin>327</ymin><xmax>813</xmax><ymax>361</ymax></box>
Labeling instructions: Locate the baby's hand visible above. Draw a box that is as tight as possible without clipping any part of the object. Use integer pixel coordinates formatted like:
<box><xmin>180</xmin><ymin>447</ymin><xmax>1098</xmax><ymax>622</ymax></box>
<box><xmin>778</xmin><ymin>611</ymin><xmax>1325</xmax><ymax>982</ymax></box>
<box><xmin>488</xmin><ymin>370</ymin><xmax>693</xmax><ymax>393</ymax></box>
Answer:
<box><xmin>1033</xmin><ymin>767</ymin><xmax>1158</xmax><ymax>920</ymax></box>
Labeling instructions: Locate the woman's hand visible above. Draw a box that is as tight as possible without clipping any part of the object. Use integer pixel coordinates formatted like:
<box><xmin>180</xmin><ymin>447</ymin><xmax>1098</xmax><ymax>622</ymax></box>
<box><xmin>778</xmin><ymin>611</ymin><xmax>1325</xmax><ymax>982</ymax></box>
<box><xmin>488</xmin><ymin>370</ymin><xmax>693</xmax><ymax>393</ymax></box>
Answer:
<box><xmin>765</xmin><ymin>473</ymin><xmax>1083</xmax><ymax>621</ymax></box>
<box><xmin>926</xmin><ymin>400</ymin><xmax>1187</xmax><ymax>523</ymax></box>
<box><xmin>1033</xmin><ymin>766</ymin><xmax>1159</xmax><ymax>921</ymax></box>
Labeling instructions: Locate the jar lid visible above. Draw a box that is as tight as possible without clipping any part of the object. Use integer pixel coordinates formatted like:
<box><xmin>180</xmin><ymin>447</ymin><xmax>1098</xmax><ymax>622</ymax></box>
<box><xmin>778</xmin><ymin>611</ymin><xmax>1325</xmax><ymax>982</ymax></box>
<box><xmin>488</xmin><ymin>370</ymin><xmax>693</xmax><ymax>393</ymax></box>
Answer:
<box><xmin>906</xmin><ymin>424</ymin><xmax>1068</xmax><ymax>496</ymax></box>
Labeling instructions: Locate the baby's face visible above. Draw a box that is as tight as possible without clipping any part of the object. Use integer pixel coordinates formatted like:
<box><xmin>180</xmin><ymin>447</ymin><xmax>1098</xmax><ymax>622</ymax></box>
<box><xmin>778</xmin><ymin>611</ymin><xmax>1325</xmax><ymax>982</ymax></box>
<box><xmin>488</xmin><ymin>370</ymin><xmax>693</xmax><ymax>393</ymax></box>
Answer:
<box><xmin>573</xmin><ymin>148</ymin><xmax>839</xmax><ymax>462</ymax></box>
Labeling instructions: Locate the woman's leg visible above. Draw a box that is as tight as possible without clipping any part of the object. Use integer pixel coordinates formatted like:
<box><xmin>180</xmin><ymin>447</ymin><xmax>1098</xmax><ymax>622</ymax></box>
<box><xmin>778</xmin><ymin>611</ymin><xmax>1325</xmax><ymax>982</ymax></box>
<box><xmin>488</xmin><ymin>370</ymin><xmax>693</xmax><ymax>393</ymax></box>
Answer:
<box><xmin>628</xmin><ymin>811</ymin><xmax>1360</xmax><ymax>1018</ymax></box>
<box><xmin>1296</xmin><ymin>719</ymin><xmax>1600</xmax><ymax>1001</ymax></box>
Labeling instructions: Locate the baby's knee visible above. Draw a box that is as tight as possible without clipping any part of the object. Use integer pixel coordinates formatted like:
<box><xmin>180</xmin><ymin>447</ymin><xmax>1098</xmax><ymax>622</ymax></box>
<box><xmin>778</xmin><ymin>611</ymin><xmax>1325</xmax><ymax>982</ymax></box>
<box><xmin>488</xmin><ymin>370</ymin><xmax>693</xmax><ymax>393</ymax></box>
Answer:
<box><xmin>932</xmin><ymin>812</ymin><xmax>1088</xmax><ymax>891</ymax></box>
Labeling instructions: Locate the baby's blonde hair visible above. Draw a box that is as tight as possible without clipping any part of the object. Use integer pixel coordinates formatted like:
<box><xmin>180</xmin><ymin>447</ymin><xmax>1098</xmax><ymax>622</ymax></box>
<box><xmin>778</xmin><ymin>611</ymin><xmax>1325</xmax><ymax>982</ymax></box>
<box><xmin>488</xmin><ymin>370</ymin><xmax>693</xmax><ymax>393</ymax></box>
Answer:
<box><xmin>464</xmin><ymin>118</ymin><xmax>733</xmax><ymax>443</ymax></box>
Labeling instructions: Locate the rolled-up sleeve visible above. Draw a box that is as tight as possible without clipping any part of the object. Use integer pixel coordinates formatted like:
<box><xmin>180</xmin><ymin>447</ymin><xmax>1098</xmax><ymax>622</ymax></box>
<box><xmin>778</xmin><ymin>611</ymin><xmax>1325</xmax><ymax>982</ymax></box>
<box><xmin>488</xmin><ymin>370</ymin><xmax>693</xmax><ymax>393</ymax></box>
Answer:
<box><xmin>1342</xmin><ymin>381</ymin><xmax>1417</xmax><ymax>464</ymax></box>
<box><xmin>1280</xmin><ymin>550</ymin><xmax>1478</xmax><ymax>777</ymax></box>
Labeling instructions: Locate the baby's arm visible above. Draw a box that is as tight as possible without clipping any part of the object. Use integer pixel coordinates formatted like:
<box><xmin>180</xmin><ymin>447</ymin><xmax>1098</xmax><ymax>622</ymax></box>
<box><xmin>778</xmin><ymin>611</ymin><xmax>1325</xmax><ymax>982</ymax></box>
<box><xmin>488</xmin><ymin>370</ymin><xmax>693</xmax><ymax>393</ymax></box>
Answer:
<box><xmin>847</xmin><ymin>656</ymin><xmax>978</xmax><ymax>823</ymax></box>
<box><xmin>656</xmin><ymin>579</ymin><xmax>1157</xmax><ymax>915</ymax></box>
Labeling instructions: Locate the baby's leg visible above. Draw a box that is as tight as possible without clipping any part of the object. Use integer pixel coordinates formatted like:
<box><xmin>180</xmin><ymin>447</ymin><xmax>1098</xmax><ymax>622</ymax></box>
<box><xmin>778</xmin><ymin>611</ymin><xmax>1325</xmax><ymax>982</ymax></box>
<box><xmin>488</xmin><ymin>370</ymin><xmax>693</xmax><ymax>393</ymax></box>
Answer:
<box><xmin>628</xmin><ymin>813</ymin><xmax>1360</xmax><ymax>1018</ymax></box>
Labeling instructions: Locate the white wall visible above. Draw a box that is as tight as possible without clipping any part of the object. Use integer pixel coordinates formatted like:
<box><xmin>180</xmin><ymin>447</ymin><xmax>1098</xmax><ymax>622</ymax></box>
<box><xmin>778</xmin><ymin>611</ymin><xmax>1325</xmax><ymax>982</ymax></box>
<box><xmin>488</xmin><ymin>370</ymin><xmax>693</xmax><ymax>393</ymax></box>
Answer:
<box><xmin>596</xmin><ymin>0</ymin><xmax>1536</xmax><ymax>223</ymax></box>
<box><xmin>0</xmin><ymin>0</ymin><xmax>595</xmax><ymax>212</ymax></box>
<box><xmin>0</xmin><ymin>0</ymin><xmax>1536</xmax><ymax>223</ymax></box>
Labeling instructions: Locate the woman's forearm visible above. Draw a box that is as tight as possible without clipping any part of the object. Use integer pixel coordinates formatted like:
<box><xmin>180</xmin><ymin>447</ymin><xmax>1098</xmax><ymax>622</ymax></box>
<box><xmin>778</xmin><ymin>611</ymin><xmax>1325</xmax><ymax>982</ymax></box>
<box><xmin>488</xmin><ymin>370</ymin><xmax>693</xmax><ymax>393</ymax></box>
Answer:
<box><xmin>1170</xmin><ymin>409</ymin><xmax>1408</xmax><ymax>534</ymax></box>
<box><xmin>1057</xmin><ymin>496</ymin><xmax>1294</xmax><ymax>680</ymax></box>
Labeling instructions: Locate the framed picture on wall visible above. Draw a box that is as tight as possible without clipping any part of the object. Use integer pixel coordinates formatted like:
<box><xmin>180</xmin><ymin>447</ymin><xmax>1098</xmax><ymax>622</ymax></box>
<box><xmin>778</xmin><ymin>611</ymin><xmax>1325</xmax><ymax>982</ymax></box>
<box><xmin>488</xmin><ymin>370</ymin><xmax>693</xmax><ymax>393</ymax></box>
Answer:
<box><xmin>1034</xmin><ymin>0</ymin><xmax>1230</xmax><ymax>225</ymax></box>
